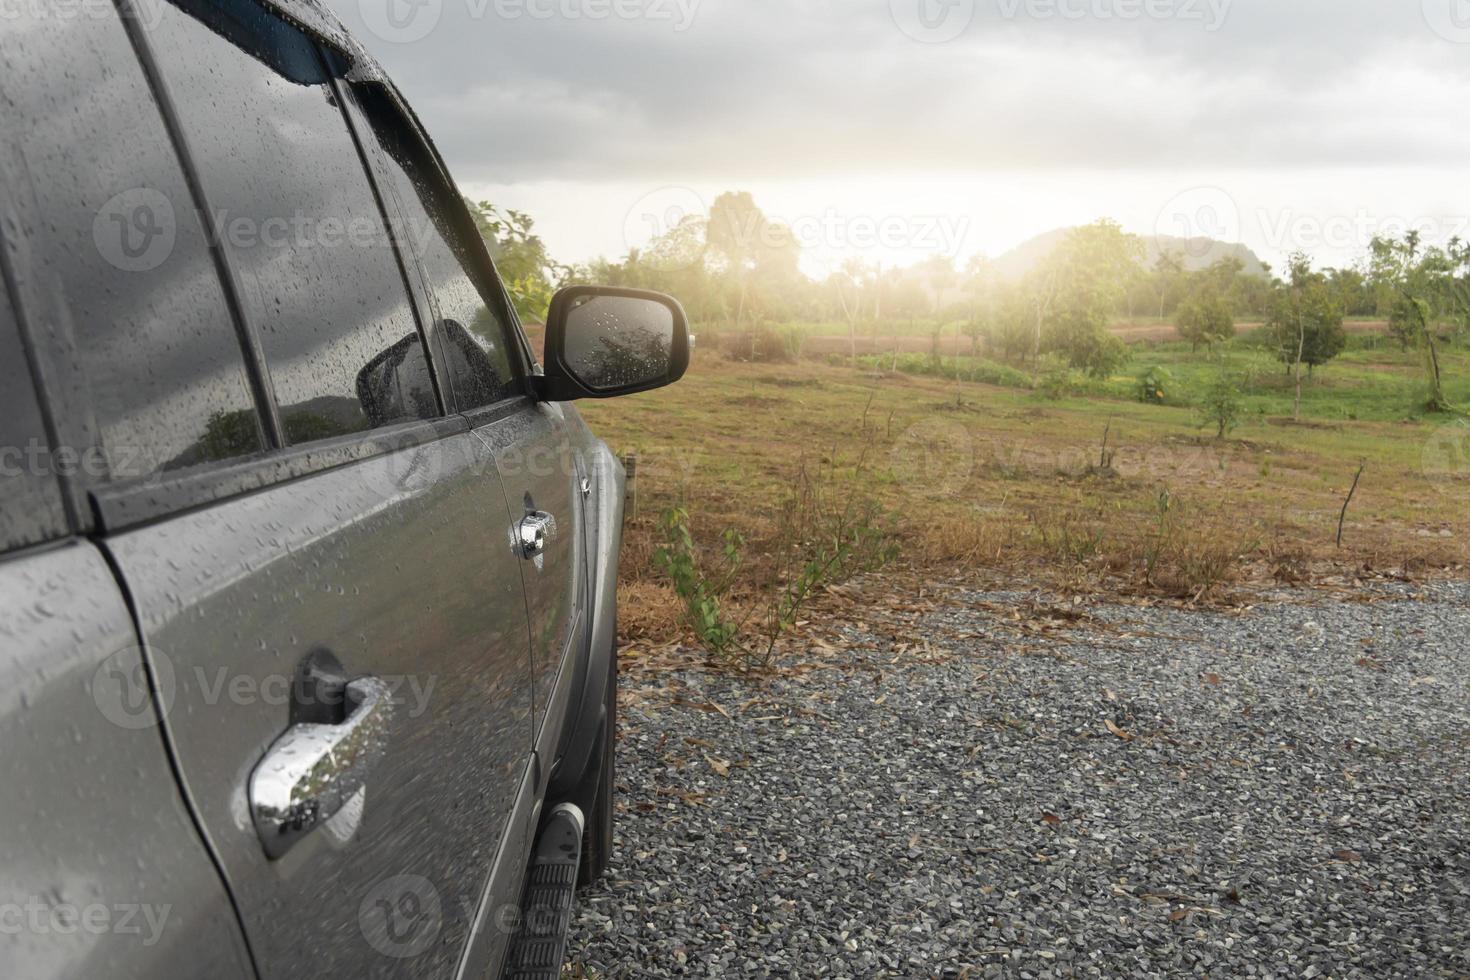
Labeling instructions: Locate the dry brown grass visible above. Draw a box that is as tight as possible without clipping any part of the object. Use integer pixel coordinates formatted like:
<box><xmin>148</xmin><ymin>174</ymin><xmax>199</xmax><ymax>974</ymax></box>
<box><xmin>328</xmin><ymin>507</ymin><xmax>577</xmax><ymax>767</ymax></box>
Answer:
<box><xmin>586</xmin><ymin>349</ymin><xmax>1467</xmax><ymax>643</ymax></box>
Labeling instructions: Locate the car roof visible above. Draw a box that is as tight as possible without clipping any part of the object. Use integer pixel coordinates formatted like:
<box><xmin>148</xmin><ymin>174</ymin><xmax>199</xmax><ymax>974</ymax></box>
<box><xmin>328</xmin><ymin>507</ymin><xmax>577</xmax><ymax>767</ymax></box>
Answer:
<box><xmin>258</xmin><ymin>0</ymin><xmax>388</xmax><ymax>82</ymax></box>
<box><xmin>255</xmin><ymin>0</ymin><xmax>465</xmax><ymax>225</ymax></box>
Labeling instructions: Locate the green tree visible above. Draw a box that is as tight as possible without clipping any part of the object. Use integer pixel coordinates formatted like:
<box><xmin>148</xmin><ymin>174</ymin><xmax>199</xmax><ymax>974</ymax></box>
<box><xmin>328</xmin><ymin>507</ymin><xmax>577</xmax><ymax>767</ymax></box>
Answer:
<box><xmin>1197</xmin><ymin>371</ymin><xmax>1245</xmax><ymax>439</ymax></box>
<box><xmin>1151</xmin><ymin>249</ymin><xmax>1187</xmax><ymax>320</ymax></box>
<box><xmin>468</xmin><ymin>201</ymin><xmax>564</xmax><ymax>323</ymax></box>
<box><xmin>1028</xmin><ymin>220</ymin><xmax>1142</xmax><ymax>377</ymax></box>
<box><xmin>1176</xmin><ymin>289</ymin><xmax>1235</xmax><ymax>350</ymax></box>
<box><xmin>1370</xmin><ymin>232</ymin><xmax>1455</xmax><ymax>411</ymax></box>
<box><xmin>1267</xmin><ymin>253</ymin><xmax>1346</xmax><ymax>419</ymax></box>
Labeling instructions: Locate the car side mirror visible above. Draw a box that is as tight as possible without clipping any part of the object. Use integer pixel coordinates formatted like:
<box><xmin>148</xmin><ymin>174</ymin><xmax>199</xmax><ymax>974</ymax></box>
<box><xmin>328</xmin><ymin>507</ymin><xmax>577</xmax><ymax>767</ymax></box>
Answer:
<box><xmin>534</xmin><ymin>286</ymin><xmax>690</xmax><ymax>401</ymax></box>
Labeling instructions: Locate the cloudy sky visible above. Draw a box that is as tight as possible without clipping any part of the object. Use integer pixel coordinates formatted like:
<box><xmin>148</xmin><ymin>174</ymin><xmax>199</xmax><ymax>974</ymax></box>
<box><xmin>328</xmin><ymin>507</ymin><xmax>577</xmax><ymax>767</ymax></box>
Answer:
<box><xmin>327</xmin><ymin>0</ymin><xmax>1470</xmax><ymax>276</ymax></box>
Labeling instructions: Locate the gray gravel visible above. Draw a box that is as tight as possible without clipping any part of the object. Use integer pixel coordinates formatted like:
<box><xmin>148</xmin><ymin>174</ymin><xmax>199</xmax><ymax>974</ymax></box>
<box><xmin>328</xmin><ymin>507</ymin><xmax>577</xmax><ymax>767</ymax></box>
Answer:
<box><xmin>568</xmin><ymin>583</ymin><xmax>1470</xmax><ymax>979</ymax></box>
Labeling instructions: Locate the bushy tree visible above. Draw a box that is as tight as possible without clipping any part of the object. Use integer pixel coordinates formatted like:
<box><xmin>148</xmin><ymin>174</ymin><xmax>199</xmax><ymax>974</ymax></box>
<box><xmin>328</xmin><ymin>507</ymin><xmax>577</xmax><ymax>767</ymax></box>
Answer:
<box><xmin>1267</xmin><ymin>253</ymin><xmax>1345</xmax><ymax>418</ymax></box>
<box><xmin>1176</xmin><ymin>289</ymin><xmax>1235</xmax><ymax>350</ymax></box>
<box><xmin>468</xmin><ymin>201</ymin><xmax>564</xmax><ymax>323</ymax></box>
<box><xmin>1197</xmin><ymin>371</ymin><xmax>1245</xmax><ymax>439</ymax></box>
<box><xmin>1026</xmin><ymin>220</ymin><xmax>1142</xmax><ymax>376</ymax></box>
<box><xmin>1369</xmin><ymin>232</ymin><xmax>1462</xmax><ymax>411</ymax></box>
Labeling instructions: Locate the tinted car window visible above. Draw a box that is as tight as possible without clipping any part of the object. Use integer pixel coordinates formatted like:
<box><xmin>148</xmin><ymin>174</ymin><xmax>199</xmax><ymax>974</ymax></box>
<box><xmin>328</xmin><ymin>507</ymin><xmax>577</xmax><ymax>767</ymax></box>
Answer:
<box><xmin>146</xmin><ymin>0</ymin><xmax>438</xmax><ymax>444</ymax></box>
<box><xmin>342</xmin><ymin>82</ymin><xmax>518</xmax><ymax>410</ymax></box>
<box><xmin>0</xmin><ymin>2</ymin><xmax>264</xmax><ymax>482</ymax></box>
<box><xmin>0</xmin><ymin>285</ymin><xmax>68</xmax><ymax>552</ymax></box>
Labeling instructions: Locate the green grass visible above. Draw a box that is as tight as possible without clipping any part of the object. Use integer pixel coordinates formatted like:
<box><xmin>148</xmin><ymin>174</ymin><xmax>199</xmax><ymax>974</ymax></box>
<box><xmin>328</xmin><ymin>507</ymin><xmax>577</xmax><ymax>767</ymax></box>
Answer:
<box><xmin>838</xmin><ymin>333</ymin><xmax>1470</xmax><ymax>424</ymax></box>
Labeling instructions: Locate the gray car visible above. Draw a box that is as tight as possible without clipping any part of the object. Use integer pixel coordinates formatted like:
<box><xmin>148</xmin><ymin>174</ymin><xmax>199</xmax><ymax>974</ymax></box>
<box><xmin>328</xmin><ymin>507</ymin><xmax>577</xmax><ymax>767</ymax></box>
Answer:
<box><xmin>0</xmin><ymin>1</ymin><xmax>687</xmax><ymax>976</ymax></box>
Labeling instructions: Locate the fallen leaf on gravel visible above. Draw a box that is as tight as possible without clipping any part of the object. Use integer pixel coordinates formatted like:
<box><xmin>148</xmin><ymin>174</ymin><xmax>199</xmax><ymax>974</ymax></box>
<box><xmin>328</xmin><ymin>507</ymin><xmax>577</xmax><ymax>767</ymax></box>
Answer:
<box><xmin>704</xmin><ymin>754</ymin><xmax>730</xmax><ymax>777</ymax></box>
<box><xmin>1105</xmin><ymin>719</ymin><xmax>1134</xmax><ymax>741</ymax></box>
<box><xmin>873</xmin><ymin>693</ymin><xmax>887</xmax><ymax>705</ymax></box>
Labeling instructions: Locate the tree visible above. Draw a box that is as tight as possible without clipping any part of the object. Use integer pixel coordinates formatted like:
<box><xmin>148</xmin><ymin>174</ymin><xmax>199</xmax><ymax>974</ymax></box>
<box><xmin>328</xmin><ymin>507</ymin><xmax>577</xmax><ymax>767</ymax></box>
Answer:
<box><xmin>1176</xmin><ymin>289</ymin><xmax>1235</xmax><ymax>350</ymax></box>
<box><xmin>1029</xmin><ymin>220</ymin><xmax>1142</xmax><ymax>377</ymax></box>
<box><xmin>1152</xmin><ymin>249</ymin><xmax>1187</xmax><ymax>320</ymax></box>
<box><xmin>468</xmin><ymin>201</ymin><xmax>564</xmax><ymax>323</ymax></box>
<box><xmin>1267</xmin><ymin>253</ymin><xmax>1345</xmax><ymax>419</ymax></box>
<box><xmin>961</xmin><ymin>255</ymin><xmax>998</xmax><ymax>356</ymax></box>
<box><xmin>1370</xmin><ymin>233</ymin><xmax>1454</xmax><ymax>412</ymax></box>
<box><xmin>830</xmin><ymin>257</ymin><xmax>874</xmax><ymax>366</ymax></box>
<box><xmin>1197</xmin><ymin>371</ymin><xmax>1245</xmax><ymax>439</ymax></box>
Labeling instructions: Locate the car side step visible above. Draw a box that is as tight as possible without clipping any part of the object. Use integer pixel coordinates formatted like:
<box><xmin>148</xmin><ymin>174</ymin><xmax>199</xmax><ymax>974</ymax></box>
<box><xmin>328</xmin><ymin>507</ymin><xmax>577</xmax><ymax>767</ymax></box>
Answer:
<box><xmin>502</xmin><ymin>803</ymin><xmax>584</xmax><ymax>980</ymax></box>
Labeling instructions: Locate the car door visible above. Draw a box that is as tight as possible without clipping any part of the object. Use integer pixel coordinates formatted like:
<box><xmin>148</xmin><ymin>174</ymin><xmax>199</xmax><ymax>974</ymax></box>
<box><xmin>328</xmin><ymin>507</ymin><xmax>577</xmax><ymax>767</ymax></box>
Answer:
<box><xmin>0</xmin><ymin>182</ymin><xmax>253</xmax><ymax>976</ymax></box>
<box><xmin>6</xmin><ymin>0</ymin><xmax>536</xmax><ymax>976</ymax></box>
<box><xmin>493</xmin><ymin>401</ymin><xmax>589</xmax><ymax>765</ymax></box>
<box><xmin>336</xmin><ymin>76</ymin><xmax>590</xmax><ymax>789</ymax></box>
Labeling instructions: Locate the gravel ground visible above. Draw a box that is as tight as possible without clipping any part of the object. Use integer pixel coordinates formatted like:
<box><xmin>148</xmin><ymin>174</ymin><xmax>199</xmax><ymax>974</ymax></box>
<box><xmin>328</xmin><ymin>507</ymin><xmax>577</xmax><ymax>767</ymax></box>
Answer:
<box><xmin>567</xmin><ymin>583</ymin><xmax>1470</xmax><ymax>979</ymax></box>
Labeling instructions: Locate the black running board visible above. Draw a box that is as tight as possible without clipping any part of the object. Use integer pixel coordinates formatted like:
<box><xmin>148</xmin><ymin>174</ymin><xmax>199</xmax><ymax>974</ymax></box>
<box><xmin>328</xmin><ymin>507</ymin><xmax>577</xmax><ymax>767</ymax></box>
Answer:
<box><xmin>501</xmin><ymin>803</ymin><xmax>584</xmax><ymax>980</ymax></box>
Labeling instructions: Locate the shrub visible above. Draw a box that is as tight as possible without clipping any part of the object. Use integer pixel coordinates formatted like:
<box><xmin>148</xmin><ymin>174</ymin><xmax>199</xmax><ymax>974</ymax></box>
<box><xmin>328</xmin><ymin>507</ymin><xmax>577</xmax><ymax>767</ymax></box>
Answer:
<box><xmin>1197</xmin><ymin>371</ymin><xmax>1245</xmax><ymax>438</ymax></box>
<box><xmin>652</xmin><ymin>508</ymin><xmax>744</xmax><ymax>658</ymax></box>
<box><xmin>653</xmin><ymin>455</ymin><xmax>898</xmax><ymax>669</ymax></box>
<box><xmin>722</xmin><ymin>325</ymin><xmax>798</xmax><ymax>362</ymax></box>
<box><xmin>1137</xmin><ymin>366</ymin><xmax>1172</xmax><ymax>404</ymax></box>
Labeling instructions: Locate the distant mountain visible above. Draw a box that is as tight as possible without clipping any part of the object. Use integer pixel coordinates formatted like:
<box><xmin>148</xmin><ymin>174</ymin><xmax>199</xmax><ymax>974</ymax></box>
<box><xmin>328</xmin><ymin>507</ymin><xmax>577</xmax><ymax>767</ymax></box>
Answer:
<box><xmin>989</xmin><ymin>228</ymin><xmax>1270</xmax><ymax>282</ymax></box>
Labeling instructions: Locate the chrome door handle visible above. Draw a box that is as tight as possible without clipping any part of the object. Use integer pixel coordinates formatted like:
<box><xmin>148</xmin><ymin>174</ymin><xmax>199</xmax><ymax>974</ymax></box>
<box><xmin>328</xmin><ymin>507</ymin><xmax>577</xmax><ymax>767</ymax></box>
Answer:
<box><xmin>518</xmin><ymin>512</ymin><xmax>554</xmax><ymax>560</ymax></box>
<box><xmin>249</xmin><ymin>676</ymin><xmax>393</xmax><ymax>859</ymax></box>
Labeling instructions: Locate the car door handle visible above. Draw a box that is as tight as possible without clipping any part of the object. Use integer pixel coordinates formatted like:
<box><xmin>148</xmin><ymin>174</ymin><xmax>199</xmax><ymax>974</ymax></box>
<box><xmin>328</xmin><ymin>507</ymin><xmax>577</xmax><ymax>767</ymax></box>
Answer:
<box><xmin>518</xmin><ymin>512</ymin><xmax>555</xmax><ymax>560</ymax></box>
<box><xmin>249</xmin><ymin>676</ymin><xmax>393</xmax><ymax>859</ymax></box>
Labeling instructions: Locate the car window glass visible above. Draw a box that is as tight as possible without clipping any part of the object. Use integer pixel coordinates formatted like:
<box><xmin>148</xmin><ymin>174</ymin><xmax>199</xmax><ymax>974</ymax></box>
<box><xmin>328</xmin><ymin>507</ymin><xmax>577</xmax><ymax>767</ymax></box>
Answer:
<box><xmin>341</xmin><ymin>82</ymin><xmax>518</xmax><ymax>411</ymax></box>
<box><xmin>147</xmin><ymin>0</ymin><xmax>438</xmax><ymax>444</ymax></box>
<box><xmin>1</xmin><ymin>2</ymin><xmax>264</xmax><ymax>482</ymax></box>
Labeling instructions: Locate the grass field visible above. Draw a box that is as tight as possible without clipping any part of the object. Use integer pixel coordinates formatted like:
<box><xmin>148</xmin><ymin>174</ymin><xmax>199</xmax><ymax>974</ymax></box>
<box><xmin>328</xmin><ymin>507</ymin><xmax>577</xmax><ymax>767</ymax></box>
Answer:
<box><xmin>580</xmin><ymin>326</ymin><xmax>1470</xmax><ymax>646</ymax></box>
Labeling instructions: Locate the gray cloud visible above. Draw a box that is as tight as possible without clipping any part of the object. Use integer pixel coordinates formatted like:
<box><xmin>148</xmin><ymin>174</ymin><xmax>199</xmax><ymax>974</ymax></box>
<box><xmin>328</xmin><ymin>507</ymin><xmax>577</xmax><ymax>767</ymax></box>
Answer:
<box><xmin>326</xmin><ymin>0</ymin><xmax>1470</xmax><ymax>183</ymax></box>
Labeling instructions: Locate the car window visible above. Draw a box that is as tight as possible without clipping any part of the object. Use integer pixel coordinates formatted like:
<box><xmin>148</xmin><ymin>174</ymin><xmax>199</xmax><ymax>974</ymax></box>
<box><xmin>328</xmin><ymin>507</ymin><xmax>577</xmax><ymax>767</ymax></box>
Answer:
<box><xmin>340</xmin><ymin>80</ymin><xmax>519</xmax><ymax>411</ymax></box>
<box><xmin>0</xmin><ymin>2</ymin><xmax>265</xmax><ymax>483</ymax></box>
<box><xmin>145</xmin><ymin>0</ymin><xmax>438</xmax><ymax>444</ymax></box>
<box><xmin>0</xmin><ymin>283</ymin><xmax>68</xmax><ymax>552</ymax></box>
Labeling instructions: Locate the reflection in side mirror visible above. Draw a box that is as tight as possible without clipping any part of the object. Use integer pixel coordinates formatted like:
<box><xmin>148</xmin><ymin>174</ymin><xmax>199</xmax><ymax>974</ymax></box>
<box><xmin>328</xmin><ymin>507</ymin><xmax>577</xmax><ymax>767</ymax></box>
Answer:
<box><xmin>563</xmin><ymin>294</ymin><xmax>674</xmax><ymax>391</ymax></box>
<box><xmin>539</xmin><ymin>286</ymin><xmax>690</xmax><ymax>401</ymax></box>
